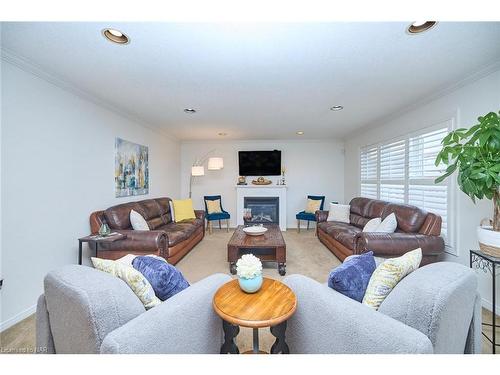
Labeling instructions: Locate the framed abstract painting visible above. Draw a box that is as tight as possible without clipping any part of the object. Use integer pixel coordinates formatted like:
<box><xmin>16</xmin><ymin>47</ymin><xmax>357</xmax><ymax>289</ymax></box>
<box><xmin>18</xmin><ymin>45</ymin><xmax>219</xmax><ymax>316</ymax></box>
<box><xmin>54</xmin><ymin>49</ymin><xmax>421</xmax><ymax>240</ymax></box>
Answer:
<box><xmin>115</xmin><ymin>138</ymin><xmax>149</xmax><ymax>197</ymax></box>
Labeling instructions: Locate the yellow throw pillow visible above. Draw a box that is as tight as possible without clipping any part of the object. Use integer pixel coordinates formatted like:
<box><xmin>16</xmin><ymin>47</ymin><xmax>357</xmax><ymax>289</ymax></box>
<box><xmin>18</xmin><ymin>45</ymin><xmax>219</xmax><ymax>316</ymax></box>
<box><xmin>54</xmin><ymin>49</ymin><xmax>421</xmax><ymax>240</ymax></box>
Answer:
<box><xmin>305</xmin><ymin>199</ymin><xmax>322</xmax><ymax>214</ymax></box>
<box><xmin>362</xmin><ymin>248</ymin><xmax>422</xmax><ymax>310</ymax></box>
<box><xmin>206</xmin><ymin>199</ymin><xmax>222</xmax><ymax>214</ymax></box>
<box><xmin>91</xmin><ymin>257</ymin><xmax>161</xmax><ymax>310</ymax></box>
<box><xmin>172</xmin><ymin>199</ymin><xmax>196</xmax><ymax>222</ymax></box>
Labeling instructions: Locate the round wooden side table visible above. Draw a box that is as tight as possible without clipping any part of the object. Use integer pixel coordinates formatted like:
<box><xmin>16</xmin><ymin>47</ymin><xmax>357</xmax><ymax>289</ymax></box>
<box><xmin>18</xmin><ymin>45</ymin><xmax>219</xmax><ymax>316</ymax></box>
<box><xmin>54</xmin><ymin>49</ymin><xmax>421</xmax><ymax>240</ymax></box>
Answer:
<box><xmin>213</xmin><ymin>277</ymin><xmax>297</xmax><ymax>354</ymax></box>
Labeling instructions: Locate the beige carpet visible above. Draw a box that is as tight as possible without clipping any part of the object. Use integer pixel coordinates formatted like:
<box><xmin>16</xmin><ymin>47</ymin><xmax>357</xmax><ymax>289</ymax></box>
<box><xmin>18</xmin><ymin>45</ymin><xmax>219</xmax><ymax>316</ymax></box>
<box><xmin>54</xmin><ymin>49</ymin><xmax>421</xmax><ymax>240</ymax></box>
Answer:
<box><xmin>1</xmin><ymin>228</ymin><xmax>498</xmax><ymax>354</ymax></box>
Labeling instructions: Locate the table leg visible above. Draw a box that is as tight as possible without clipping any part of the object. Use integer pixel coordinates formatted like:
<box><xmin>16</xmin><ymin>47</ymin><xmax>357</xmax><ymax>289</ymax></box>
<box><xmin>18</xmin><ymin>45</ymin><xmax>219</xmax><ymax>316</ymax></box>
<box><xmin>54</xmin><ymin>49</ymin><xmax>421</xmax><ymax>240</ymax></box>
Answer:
<box><xmin>220</xmin><ymin>320</ymin><xmax>240</xmax><ymax>354</ymax></box>
<box><xmin>78</xmin><ymin>240</ymin><xmax>83</xmax><ymax>265</ymax></box>
<box><xmin>270</xmin><ymin>321</ymin><xmax>290</xmax><ymax>354</ymax></box>
<box><xmin>278</xmin><ymin>263</ymin><xmax>286</xmax><ymax>276</ymax></box>
<box><xmin>253</xmin><ymin>328</ymin><xmax>259</xmax><ymax>354</ymax></box>
<box><xmin>230</xmin><ymin>262</ymin><xmax>237</xmax><ymax>275</ymax></box>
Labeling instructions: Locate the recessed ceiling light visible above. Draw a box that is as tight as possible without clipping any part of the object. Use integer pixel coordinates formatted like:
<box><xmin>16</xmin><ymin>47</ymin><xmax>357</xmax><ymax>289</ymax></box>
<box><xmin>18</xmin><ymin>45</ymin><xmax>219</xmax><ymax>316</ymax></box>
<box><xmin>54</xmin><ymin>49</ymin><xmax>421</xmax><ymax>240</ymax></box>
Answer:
<box><xmin>296</xmin><ymin>131</ymin><xmax>304</xmax><ymax>135</ymax></box>
<box><xmin>184</xmin><ymin>108</ymin><xmax>197</xmax><ymax>114</ymax></box>
<box><xmin>218</xmin><ymin>132</ymin><xmax>227</xmax><ymax>136</ymax></box>
<box><xmin>102</xmin><ymin>28</ymin><xmax>129</xmax><ymax>44</ymax></box>
<box><xmin>330</xmin><ymin>105</ymin><xmax>343</xmax><ymax>111</ymax></box>
<box><xmin>407</xmin><ymin>21</ymin><xmax>437</xmax><ymax>34</ymax></box>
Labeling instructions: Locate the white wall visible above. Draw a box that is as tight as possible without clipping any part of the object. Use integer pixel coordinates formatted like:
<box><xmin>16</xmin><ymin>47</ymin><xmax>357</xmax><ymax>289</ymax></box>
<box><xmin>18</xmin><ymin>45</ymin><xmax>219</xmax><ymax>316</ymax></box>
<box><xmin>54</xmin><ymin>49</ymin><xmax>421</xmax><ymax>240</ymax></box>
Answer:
<box><xmin>0</xmin><ymin>61</ymin><xmax>181</xmax><ymax>330</ymax></box>
<box><xmin>344</xmin><ymin>69</ymin><xmax>500</xmax><ymax>311</ymax></box>
<box><xmin>181</xmin><ymin>140</ymin><xmax>345</xmax><ymax>229</ymax></box>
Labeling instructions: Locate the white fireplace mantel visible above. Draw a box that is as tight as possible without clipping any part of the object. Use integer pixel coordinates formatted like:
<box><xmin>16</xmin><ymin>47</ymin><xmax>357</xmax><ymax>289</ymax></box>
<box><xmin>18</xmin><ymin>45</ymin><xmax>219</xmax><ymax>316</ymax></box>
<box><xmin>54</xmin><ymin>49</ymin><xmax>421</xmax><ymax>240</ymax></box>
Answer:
<box><xmin>236</xmin><ymin>184</ymin><xmax>287</xmax><ymax>231</ymax></box>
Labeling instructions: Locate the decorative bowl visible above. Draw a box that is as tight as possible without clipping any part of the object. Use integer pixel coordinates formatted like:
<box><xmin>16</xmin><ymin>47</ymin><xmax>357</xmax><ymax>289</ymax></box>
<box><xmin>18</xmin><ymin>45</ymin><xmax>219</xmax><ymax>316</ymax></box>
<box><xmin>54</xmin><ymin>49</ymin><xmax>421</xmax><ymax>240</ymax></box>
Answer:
<box><xmin>243</xmin><ymin>226</ymin><xmax>268</xmax><ymax>236</ymax></box>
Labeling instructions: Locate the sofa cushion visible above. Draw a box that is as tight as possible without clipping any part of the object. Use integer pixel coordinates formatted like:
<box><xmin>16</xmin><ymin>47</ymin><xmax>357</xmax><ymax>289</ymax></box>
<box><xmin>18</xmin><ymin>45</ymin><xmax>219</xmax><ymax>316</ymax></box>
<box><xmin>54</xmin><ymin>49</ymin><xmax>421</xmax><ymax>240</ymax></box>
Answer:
<box><xmin>130</xmin><ymin>209</ymin><xmax>150</xmax><ymax>231</ymax></box>
<box><xmin>104</xmin><ymin>202</ymin><xmax>139</xmax><ymax>229</ymax></box>
<box><xmin>382</xmin><ymin>203</ymin><xmax>427</xmax><ymax>233</ymax></box>
<box><xmin>159</xmin><ymin>219</ymin><xmax>203</xmax><ymax>247</ymax></box>
<box><xmin>155</xmin><ymin>197</ymin><xmax>173</xmax><ymax>224</ymax></box>
<box><xmin>318</xmin><ymin>222</ymin><xmax>361</xmax><ymax>250</ymax></box>
<box><xmin>91</xmin><ymin>257</ymin><xmax>161</xmax><ymax>309</ymax></box>
<box><xmin>328</xmin><ymin>251</ymin><xmax>376</xmax><ymax>302</ymax></box>
<box><xmin>43</xmin><ymin>265</ymin><xmax>145</xmax><ymax>353</ymax></box>
<box><xmin>134</xmin><ymin>200</ymin><xmax>164</xmax><ymax>230</ymax></box>
<box><xmin>362</xmin><ymin>248</ymin><xmax>422</xmax><ymax>310</ymax></box>
<box><xmin>132</xmin><ymin>256</ymin><xmax>190</xmax><ymax>300</ymax></box>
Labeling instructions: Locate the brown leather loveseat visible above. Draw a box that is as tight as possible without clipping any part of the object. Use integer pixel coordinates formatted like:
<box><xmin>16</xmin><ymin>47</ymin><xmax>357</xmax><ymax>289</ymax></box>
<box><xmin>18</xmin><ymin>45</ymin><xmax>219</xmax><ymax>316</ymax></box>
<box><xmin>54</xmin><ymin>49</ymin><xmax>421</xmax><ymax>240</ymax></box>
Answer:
<box><xmin>316</xmin><ymin>197</ymin><xmax>444</xmax><ymax>265</ymax></box>
<box><xmin>90</xmin><ymin>197</ymin><xmax>205</xmax><ymax>265</ymax></box>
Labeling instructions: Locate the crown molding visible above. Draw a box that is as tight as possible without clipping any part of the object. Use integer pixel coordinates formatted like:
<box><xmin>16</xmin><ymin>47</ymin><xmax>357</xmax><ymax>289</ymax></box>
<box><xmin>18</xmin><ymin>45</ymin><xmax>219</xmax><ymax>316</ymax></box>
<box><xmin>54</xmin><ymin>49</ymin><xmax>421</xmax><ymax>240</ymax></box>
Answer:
<box><xmin>1</xmin><ymin>47</ymin><xmax>179</xmax><ymax>143</ymax></box>
<box><xmin>343</xmin><ymin>58</ymin><xmax>500</xmax><ymax>140</ymax></box>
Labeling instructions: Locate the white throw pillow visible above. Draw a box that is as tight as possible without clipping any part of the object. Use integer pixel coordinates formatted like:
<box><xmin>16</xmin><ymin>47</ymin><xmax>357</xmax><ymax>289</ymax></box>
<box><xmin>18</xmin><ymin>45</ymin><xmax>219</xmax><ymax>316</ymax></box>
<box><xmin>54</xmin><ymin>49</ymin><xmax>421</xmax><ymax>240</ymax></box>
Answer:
<box><xmin>374</xmin><ymin>213</ymin><xmax>397</xmax><ymax>233</ymax></box>
<box><xmin>363</xmin><ymin>217</ymin><xmax>382</xmax><ymax>232</ymax></box>
<box><xmin>169</xmin><ymin>201</ymin><xmax>176</xmax><ymax>222</ymax></box>
<box><xmin>116</xmin><ymin>254</ymin><xmax>137</xmax><ymax>267</ymax></box>
<box><xmin>130</xmin><ymin>209</ymin><xmax>149</xmax><ymax>231</ymax></box>
<box><xmin>327</xmin><ymin>203</ymin><xmax>350</xmax><ymax>223</ymax></box>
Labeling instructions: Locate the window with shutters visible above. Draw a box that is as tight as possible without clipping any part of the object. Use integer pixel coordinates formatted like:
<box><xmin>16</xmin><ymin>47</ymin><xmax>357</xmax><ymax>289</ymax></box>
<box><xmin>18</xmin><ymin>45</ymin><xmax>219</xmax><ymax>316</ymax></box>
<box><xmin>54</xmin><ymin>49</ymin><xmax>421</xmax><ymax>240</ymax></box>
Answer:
<box><xmin>359</xmin><ymin>121</ymin><xmax>455</xmax><ymax>252</ymax></box>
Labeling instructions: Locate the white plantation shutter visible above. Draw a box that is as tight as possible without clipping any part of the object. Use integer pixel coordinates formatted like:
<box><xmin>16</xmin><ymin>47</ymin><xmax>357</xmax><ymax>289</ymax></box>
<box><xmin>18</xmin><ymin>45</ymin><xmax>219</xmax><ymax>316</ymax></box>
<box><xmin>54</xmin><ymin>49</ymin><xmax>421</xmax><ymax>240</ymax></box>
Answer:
<box><xmin>408</xmin><ymin>127</ymin><xmax>449</xmax><ymax>239</ymax></box>
<box><xmin>380</xmin><ymin>140</ymin><xmax>406</xmax><ymax>180</ymax></box>
<box><xmin>359</xmin><ymin>121</ymin><xmax>453</xmax><ymax>249</ymax></box>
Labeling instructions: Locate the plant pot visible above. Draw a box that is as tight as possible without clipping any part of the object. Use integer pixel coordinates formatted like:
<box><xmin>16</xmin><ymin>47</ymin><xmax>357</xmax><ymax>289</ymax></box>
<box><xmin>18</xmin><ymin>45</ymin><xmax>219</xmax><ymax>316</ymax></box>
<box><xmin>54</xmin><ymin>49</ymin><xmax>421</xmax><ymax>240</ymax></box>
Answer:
<box><xmin>477</xmin><ymin>226</ymin><xmax>500</xmax><ymax>257</ymax></box>
<box><xmin>238</xmin><ymin>274</ymin><xmax>263</xmax><ymax>293</ymax></box>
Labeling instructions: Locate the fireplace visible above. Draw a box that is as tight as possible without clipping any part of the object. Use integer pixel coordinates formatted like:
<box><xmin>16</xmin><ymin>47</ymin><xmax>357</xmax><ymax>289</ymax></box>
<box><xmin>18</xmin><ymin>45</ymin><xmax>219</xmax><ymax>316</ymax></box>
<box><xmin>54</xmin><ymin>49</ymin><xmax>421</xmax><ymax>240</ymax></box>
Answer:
<box><xmin>244</xmin><ymin>197</ymin><xmax>279</xmax><ymax>225</ymax></box>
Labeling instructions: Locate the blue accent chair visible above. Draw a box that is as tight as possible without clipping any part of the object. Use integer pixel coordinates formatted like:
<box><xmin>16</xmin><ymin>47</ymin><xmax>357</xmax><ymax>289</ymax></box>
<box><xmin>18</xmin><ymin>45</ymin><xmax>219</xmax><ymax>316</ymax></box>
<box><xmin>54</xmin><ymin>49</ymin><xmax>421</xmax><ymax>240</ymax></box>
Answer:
<box><xmin>204</xmin><ymin>195</ymin><xmax>230</xmax><ymax>234</ymax></box>
<box><xmin>296</xmin><ymin>195</ymin><xmax>326</xmax><ymax>233</ymax></box>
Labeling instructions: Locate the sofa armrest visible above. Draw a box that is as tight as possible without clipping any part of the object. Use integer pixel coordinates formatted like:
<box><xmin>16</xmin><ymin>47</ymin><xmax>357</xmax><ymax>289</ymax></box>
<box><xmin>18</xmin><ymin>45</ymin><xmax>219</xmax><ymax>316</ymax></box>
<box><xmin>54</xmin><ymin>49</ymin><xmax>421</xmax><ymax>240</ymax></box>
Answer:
<box><xmin>108</xmin><ymin>230</ymin><xmax>167</xmax><ymax>256</ymax></box>
<box><xmin>195</xmin><ymin>210</ymin><xmax>206</xmax><ymax>221</ymax></box>
<box><xmin>315</xmin><ymin>210</ymin><xmax>329</xmax><ymax>223</ymax></box>
<box><xmin>282</xmin><ymin>274</ymin><xmax>433</xmax><ymax>354</ymax></box>
<box><xmin>100</xmin><ymin>273</ymin><xmax>232</xmax><ymax>354</ymax></box>
<box><xmin>356</xmin><ymin>232</ymin><xmax>444</xmax><ymax>257</ymax></box>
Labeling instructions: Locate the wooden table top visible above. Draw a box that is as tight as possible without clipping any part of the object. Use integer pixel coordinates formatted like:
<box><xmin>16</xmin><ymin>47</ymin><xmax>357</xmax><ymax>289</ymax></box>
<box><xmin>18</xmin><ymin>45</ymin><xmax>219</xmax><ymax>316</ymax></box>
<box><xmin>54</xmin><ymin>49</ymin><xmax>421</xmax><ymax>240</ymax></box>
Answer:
<box><xmin>228</xmin><ymin>225</ymin><xmax>285</xmax><ymax>248</ymax></box>
<box><xmin>213</xmin><ymin>278</ymin><xmax>297</xmax><ymax>328</ymax></box>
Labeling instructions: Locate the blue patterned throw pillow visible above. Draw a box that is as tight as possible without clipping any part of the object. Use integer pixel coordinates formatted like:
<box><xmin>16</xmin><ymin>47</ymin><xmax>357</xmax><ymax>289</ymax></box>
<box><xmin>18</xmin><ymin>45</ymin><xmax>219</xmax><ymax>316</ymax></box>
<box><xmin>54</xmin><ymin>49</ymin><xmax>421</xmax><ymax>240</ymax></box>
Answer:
<box><xmin>132</xmin><ymin>256</ymin><xmax>190</xmax><ymax>301</ymax></box>
<box><xmin>328</xmin><ymin>251</ymin><xmax>376</xmax><ymax>302</ymax></box>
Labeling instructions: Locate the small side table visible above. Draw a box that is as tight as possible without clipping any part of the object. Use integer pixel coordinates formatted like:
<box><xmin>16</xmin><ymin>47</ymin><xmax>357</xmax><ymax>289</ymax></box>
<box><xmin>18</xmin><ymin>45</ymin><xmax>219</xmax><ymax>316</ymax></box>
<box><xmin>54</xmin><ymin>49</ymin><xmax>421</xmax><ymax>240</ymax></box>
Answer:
<box><xmin>213</xmin><ymin>278</ymin><xmax>297</xmax><ymax>354</ymax></box>
<box><xmin>470</xmin><ymin>249</ymin><xmax>500</xmax><ymax>354</ymax></box>
<box><xmin>78</xmin><ymin>233</ymin><xmax>127</xmax><ymax>265</ymax></box>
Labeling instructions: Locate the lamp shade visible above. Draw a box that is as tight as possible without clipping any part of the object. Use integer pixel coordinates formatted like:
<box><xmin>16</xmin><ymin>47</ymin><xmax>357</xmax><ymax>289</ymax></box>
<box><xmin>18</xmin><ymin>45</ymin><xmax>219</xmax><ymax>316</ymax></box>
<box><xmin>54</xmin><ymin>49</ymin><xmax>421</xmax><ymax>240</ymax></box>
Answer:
<box><xmin>191</xmin><ymin>165</ymin><xmax>205</xmax><ymax>176</ymax></box>
<box><xmin>208</xmin><ymin>157</ymin><xmax>224</xmax><ymax>170</ymax></box>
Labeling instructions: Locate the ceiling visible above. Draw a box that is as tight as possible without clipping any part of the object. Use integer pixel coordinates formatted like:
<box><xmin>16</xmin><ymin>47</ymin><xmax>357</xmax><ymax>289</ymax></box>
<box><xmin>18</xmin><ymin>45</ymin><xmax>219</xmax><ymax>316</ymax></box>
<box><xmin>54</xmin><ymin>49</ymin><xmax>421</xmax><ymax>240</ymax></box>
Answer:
<box><xmin>2</xmin><ymin>22</ymin><xmax>500</xmax><ymax>140</ymax></box>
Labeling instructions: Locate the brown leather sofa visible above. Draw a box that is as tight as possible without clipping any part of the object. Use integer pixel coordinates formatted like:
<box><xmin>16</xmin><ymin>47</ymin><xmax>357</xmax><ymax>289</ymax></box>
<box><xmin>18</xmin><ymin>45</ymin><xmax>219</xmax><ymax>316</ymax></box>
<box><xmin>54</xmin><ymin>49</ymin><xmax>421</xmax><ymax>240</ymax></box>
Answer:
<box><xmin>316</xmin><ymin>197</ymin><xmax>444</xmax><ymax>266</ymax></box>
<box><xmin>89</xmin><ymin>197</ymin><xmax>205</xmax><ymax>265</ymax></box>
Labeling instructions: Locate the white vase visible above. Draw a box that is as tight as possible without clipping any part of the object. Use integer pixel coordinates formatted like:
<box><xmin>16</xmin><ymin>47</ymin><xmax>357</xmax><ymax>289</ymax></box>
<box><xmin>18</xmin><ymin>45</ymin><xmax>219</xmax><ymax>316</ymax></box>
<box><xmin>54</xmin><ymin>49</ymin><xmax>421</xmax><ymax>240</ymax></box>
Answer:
<box><xmin>477</xmin><ymin>226</ymin><xmax>500</xmax><ymax>257</ymax></box>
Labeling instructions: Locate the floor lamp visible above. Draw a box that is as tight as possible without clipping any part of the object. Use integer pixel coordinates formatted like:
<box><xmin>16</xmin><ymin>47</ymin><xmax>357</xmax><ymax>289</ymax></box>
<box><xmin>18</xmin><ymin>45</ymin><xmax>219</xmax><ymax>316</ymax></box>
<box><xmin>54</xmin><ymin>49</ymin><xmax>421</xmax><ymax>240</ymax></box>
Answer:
<box><xmin>189</xmin><ymin>153</ymin><xmax>223</xmax><ymax>198</ymax></box>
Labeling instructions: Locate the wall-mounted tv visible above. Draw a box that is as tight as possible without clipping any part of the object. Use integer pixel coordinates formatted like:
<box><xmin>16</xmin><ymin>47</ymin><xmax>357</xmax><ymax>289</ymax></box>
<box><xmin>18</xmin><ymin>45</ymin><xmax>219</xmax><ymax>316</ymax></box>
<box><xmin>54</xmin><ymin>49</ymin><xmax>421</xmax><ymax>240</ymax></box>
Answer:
<box><xmin>238</xmin><ymin>150</ymin><xmax>281</xmax><ymax>176</ymax></box>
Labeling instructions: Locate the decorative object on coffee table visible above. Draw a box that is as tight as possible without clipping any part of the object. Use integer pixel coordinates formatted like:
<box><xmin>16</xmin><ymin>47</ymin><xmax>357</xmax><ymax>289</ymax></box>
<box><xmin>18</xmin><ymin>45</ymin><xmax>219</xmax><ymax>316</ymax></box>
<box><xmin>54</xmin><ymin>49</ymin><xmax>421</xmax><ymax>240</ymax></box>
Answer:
<box><xmin>213</xmin><ymin>278</ymin><xmax>297</xmax><ymax>354</ymax></box>
<box><xmin>435</xmin><ymin>110</ymin><xmax>500</xmax><ymax>256</ymax></box>
<box><xmin>252</xmin><ymin>176</ymin><xmax>272</xmax><ymax>185</ymax></box>
<box><xmin>470</xmin><ymin>249</ymin><xmax>499</xmax><ymax>353</ymax></box>
<box><xmin>228</xmin><ymin>224</ymin><xmax>286</xmax><ymax>276</ymax></box>
<box><xmin>236</xmin><ymin>254</ymin><xmax>263</xmax><ymax>293</ymax></box>
<box><xmin>78</xmin><ymin>233</ymin><xmax>127</xmax><ymax>265</ymax></box>
<box><xmin>242</xmin><ymin>225</ymin><xmax>268</xmax><ymax>236</ymax></box>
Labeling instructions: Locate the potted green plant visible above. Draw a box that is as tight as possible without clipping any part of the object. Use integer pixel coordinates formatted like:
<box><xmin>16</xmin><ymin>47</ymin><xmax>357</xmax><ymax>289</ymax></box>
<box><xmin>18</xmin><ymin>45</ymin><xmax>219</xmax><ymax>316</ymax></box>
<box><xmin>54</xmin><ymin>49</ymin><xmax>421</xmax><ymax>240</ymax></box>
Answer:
<box><xmin>435</xmin><ymin>111</ymin><xmax>500</xmax><ymax>256</ymax></box>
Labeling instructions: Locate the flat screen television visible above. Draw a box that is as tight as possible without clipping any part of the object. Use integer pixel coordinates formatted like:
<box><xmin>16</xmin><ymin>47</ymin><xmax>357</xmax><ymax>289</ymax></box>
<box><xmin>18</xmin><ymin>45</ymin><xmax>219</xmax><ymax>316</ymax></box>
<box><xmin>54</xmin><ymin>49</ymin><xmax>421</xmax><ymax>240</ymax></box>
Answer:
<box><xmin>238</xmin><ymin>150</ymin><xmax>281</xmax><ymax>176</ymax></box>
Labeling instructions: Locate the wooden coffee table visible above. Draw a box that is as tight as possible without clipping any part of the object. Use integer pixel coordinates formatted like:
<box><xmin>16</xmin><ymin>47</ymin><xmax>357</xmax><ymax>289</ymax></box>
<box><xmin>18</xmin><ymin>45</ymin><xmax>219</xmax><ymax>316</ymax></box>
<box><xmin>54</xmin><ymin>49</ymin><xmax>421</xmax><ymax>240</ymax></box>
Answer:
<box><xmin>213</xmin><ymin>277</ymin><xmax>297</xmax><ymax>354</ymax></box>
<box><xmin>227</xmin><ymin>224</ymin><xmax>286</xmax><ymax>275</ymax></box>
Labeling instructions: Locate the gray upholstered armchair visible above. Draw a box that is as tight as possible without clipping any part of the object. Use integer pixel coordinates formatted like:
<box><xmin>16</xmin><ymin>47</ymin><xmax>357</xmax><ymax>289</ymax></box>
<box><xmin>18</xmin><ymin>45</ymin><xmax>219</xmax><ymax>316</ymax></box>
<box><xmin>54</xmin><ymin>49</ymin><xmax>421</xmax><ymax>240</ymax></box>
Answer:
<box><xmin>36</xmin><ymin>265</ymin><xmax>231</xmax><ymax>353</ymax></box>
<box><xmin>283</xmin><ymin>262</ymin><xmax>481</xmax><ymax>354</ymax></box>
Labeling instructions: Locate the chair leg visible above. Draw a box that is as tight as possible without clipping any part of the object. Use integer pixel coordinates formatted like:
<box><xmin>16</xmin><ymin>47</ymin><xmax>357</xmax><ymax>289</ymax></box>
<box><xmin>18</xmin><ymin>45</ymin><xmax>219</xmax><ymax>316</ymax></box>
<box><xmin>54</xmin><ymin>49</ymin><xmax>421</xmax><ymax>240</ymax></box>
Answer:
<box><xmin>297</xmin><ymin>220</ymin><xmax>300</xmax><ymax>233</ymax></box>
<box><xmin>209</xmin><ymin>221</ymin><xmax>213</xmax><ymax>235</ymax></box>
<box><xmin>219</xmin><ymin>220</ymin><xmax>222</xmax><ymax>230</ymax></box>
<box><xmin>227</xmin><ymin>219</ymin><xmax>230</xmax><ymax>232</ymax></box>
<box><xmin>307</xmin><ymin>221</ymin><xmax>310</xmax><ymax>230</ymax></box>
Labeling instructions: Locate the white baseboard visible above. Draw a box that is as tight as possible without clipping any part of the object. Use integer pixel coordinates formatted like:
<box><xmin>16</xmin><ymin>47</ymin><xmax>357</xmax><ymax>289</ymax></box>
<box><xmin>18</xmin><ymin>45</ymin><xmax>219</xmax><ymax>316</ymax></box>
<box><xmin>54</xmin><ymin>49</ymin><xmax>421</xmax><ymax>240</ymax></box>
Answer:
<box><xmin>0</xmin><ymin>304</ymin><xmax>36</xmax><ymax>332</ymax></box>
<box><xmin>481</xmin><ymin>297</ymin><xmax>500</xmax><ymax>315</ymax></box>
